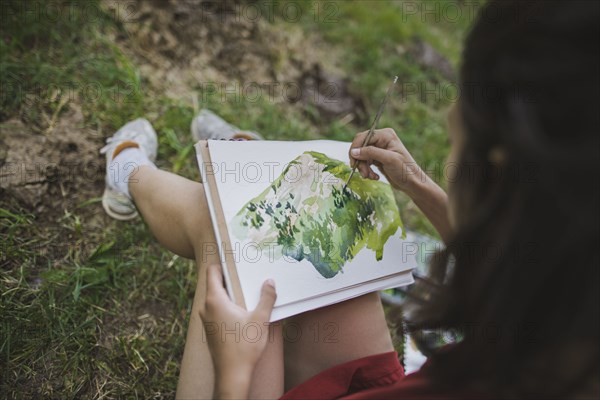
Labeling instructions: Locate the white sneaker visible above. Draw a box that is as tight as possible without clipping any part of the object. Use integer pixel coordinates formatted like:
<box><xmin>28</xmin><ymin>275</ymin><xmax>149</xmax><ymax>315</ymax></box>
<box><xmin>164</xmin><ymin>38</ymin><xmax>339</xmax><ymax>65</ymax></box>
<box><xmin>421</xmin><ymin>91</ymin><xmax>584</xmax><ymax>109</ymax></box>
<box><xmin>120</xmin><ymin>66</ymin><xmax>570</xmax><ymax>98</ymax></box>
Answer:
<box><xmin>100</xmin><ymin>118</ymin><xmax>158</xmax><ymax>220</ymax></box>
<box><xmin>191</xmin><ymin>109</ymin><xmax>263</xmax><ymax>141</ymax></box>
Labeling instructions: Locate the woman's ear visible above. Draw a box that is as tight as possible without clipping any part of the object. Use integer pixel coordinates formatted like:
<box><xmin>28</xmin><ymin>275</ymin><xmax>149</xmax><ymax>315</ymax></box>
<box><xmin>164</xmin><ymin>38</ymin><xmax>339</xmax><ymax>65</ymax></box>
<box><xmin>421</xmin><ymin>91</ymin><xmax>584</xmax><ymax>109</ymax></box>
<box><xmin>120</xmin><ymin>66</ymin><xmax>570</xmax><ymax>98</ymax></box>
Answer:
<box><xmin>488</xmin><ymin>146</ymin><xmax>507</xmax><ymax>165</ymax></box>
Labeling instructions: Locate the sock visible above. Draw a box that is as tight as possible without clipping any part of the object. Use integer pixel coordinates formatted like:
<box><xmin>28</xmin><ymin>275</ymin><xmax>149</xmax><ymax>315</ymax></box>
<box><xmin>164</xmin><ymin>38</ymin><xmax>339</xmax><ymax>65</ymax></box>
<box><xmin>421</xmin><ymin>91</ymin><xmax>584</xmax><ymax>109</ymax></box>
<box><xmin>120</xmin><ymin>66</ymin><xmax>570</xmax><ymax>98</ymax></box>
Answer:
<box><xmin>109</xmin><ymin>146</ymin><xmax>156</xmax><ymax>199</ymax></box>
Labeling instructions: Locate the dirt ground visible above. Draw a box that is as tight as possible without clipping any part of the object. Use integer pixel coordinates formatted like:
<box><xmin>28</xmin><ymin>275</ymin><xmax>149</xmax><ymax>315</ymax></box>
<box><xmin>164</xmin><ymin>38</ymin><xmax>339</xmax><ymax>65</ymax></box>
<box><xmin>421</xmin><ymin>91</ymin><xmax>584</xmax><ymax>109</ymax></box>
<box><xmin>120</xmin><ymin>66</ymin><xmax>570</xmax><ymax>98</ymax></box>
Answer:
<box><xmin>0</xmin><ymin>104</ymin><xmax>107</xmax><ymax>278</ymax></box>
<box><xmin>108</xmin><ymin>0</ymin><xmax>366</xmax><ymax>119</ymax></box>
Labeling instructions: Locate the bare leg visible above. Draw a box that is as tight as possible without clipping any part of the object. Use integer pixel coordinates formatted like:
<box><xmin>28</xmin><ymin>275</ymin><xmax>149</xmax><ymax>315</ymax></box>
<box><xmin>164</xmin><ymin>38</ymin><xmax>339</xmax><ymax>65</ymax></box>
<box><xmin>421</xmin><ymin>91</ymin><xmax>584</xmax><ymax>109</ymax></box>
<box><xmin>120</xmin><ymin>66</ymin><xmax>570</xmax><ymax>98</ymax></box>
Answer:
<box><xmin>129</xmin><ymin>166</ymin><xmax>285</xmax><ymax>399</ymax></box>
<box><xmin>283</xmin><ymin>293</ymin><xmax>395</xmax><ymax>390</ymax></box>
<box><xmin>129</xmin><ymin>167</ymin><xmax>199</xmax><ymax>259</ymax></box>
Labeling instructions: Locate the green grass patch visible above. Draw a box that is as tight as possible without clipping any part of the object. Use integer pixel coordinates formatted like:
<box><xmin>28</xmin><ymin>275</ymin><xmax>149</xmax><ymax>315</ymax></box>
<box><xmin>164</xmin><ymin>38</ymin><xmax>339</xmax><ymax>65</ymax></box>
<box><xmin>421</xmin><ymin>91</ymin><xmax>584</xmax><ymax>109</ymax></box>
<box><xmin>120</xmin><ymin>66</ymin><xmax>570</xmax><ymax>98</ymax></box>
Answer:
<box><xmin>0</xmin><ymin>0</ymin><xmax>146</xmax><ymax>133</ymax></box>
<box><xmin>1</xmin><ymin>206</ymin><xmax>194</xmax><ymax>397</ymax></box>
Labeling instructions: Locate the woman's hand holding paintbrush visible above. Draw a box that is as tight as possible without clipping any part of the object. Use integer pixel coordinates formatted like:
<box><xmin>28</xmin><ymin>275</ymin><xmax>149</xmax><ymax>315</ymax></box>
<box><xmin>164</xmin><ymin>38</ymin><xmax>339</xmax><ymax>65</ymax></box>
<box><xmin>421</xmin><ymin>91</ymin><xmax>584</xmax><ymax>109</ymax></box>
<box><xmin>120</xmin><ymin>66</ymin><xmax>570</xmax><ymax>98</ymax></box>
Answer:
<box><xmin>343</xmin><ymin>76</ymin><xmax>397</xmax><ymax>191</ymax></box>
<box><xmin>348</xmin><ymin>127</ymin><xmax>453</xmax><ymax>242</ymax></box>
<box><xmin>345</xmin><ymin>76</ymin><xmax>422</xmax><ymax>196</ymax></box>
<box><xmin>348</xmin><ymin>128</ymin><xmax>422</xmax><ymax>196</ymax></box>
<box><xmin>345</xmin><ymin>75</ymin><xmax>452</xmax><ymax>241</ymax></box>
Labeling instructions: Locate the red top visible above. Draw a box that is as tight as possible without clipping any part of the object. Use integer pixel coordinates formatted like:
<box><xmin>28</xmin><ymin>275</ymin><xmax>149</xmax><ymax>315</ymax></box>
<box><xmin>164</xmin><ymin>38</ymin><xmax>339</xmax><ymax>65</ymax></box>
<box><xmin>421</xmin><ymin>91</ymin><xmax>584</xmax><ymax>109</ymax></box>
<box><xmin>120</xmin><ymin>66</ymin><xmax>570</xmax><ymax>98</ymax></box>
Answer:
<box><xmin>280</xmin><ymin>351</ymin><xmax>484</xmax><ymax>399</ymax></box>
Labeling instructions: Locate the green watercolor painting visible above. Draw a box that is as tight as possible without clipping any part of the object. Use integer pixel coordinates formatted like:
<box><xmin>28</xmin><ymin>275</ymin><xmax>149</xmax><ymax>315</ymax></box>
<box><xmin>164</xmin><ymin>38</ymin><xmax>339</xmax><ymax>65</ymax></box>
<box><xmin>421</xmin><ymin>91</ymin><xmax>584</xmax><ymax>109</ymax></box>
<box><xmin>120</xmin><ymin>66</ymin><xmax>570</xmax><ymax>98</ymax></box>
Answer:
<box><xmin>231</xmin><ymin>151</ymin><xmax>405</xmax><ymax>278</ymax></box>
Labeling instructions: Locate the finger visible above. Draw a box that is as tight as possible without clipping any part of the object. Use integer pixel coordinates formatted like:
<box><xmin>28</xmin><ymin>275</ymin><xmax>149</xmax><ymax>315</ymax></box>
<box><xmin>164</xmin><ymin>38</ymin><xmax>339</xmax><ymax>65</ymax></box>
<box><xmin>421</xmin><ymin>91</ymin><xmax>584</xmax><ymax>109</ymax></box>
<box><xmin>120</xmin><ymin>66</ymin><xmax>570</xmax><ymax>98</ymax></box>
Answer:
<box><xmin>349</xmin><ymin>130</ymin><xmax>369</xmax><ymax>163</ymax></box>
<box><xmin>358</xmin><ymin>160</ymin><xmax>371</xmax><ymax>178</ymax></box>
<box><xmin>350</xmin><ymin>129</ymin><xmax>368</xmax><ymax>146</ymax></box>
<box><xmin>369</xmin><ymin>170</ymin><xmax>380</xmax><ymax>180</ymax></box>
<box><xmin>350</xmin><ymin>128</ymin><xmax>397</xmax><ymax>153</ymax></box>
<box><xmin>351</xmin><ymin>146</ymin><xmax>396</xmax><ymax>167</ymax></box>
<box><xmin>252</xmin><ymin>279</ymin><xmax>277</xmax><ymax>322</ymax></box>
<box><xmin>349</xmin><ymin>130</ymin><xmax>376</xmax><ymax>167</ymax></box>
<box><xmin>349</xmin><ymin>134</ymin><xmax>374</xmax><ymax>178</ymax></box>
<box><xmin>350</xmin><ymin>129</ymin><xmax>392</xmax><ymax>150</ymax></box>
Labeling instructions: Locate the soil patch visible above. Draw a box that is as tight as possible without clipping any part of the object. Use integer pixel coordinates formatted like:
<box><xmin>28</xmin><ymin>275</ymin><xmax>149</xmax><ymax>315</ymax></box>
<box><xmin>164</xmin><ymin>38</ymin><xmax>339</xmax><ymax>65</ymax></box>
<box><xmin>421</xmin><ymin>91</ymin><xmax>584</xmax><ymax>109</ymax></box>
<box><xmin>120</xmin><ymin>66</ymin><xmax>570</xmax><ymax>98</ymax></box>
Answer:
<box><xmin>0</xmin><ymin>103</ymin><xmax>108</xmax><ymax>273</ymax></box>
<box><xmin>105</xmin><ymin>0</ymin><xmax>366</xmax><ymax>123</ymax></box>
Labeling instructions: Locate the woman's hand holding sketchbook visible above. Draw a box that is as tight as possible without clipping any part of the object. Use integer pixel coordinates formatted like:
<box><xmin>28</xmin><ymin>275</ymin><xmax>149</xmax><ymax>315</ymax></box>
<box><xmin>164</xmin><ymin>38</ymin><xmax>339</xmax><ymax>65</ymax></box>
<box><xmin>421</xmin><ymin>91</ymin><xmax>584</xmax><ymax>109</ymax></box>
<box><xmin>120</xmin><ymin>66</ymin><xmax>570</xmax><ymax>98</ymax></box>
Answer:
<box><xmin>196</xmin><ymin>138</ymin><xmax>419</xmax><ymax>322</ymax></box>
<box><xmin>199</xmin><ymin>264</ymin><xmax>277</xmax><ymax>399</ymax></box>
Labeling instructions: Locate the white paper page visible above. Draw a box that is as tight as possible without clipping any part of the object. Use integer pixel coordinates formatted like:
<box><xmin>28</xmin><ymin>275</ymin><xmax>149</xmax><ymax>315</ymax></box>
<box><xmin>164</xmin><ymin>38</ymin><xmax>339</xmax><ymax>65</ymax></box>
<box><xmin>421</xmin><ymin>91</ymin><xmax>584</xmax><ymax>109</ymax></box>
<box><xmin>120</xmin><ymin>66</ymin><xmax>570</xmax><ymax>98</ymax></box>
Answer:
<box><xmin>204</xmin><ymin>140</ymin><xmax>417</xmax><ymax>315</ymax></box>
<box><xmin>271</xmin><ymin>271</ymin><xmax>414</xmax><ymax>321</ymax></box>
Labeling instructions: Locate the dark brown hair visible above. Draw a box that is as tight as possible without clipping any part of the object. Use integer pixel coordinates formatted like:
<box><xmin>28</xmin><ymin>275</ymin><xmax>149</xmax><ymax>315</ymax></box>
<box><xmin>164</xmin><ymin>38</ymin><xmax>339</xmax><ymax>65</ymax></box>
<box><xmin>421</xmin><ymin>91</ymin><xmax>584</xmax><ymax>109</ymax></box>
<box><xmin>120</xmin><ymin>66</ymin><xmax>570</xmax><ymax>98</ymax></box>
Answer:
<box><xmin>407</xmin><ymin>1</ymin><xmax>599</xmax><ymax>397</ymax></box>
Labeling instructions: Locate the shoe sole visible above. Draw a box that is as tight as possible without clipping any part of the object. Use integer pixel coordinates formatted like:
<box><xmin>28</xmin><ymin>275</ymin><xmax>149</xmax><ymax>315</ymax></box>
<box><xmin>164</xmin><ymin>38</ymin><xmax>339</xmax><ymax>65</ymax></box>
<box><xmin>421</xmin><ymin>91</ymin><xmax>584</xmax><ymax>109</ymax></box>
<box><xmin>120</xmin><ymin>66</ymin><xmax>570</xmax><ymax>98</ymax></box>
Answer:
<box><xmin>102</xmin><ymin>188</ymin><xmax>138</xmax><ymax>221</ymax></box>
<box><xmin>191</xmin><ymin>112</ymin><xmax>263</xmax><ymax>142</ymax></box>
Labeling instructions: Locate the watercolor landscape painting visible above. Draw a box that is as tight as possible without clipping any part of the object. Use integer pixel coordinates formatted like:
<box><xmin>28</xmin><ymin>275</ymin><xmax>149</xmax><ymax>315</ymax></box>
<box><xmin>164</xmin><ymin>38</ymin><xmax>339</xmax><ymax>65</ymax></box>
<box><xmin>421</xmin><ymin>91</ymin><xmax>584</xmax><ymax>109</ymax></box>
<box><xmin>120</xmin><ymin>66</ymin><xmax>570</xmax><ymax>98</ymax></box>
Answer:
<box><xmin>231</xmin><ymin>151</ymin><xmax>405</xmax><ymax>278</ymax></box>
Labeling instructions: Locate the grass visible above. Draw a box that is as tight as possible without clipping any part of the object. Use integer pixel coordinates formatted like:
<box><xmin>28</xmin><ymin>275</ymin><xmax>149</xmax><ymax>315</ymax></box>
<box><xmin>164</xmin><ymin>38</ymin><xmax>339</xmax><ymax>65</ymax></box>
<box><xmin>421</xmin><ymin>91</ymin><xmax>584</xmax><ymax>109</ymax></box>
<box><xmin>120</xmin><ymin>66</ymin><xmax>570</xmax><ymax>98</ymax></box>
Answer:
<box><xmin>1</xmin><ymin>209</ymin><xmax>193</xmax><ymax>396</ymax></box>
<box><xmin>1</xmin><ymin>0</ymin><xmax>475</xmax><ymax>397</ymax></box>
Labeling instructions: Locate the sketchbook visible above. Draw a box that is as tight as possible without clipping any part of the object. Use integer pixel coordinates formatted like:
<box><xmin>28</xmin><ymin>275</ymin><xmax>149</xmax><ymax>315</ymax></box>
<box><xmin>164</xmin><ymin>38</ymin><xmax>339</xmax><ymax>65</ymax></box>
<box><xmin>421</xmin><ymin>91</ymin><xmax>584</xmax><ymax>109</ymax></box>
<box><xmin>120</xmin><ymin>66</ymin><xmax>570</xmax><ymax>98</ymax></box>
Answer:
<box><xmin>195</xmin><ymin>140</ymin><xmax>416</xmax><ymax>321</ymax></box>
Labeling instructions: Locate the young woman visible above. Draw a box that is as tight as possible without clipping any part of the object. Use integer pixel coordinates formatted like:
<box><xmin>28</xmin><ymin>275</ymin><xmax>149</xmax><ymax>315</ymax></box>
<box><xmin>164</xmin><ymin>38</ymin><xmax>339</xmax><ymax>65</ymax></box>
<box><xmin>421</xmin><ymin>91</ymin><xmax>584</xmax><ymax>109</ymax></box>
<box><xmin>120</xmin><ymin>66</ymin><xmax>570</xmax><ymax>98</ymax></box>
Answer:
<box><xmin>101</xmin><ymin>1</ymin><xmax>598</xmax><ymax>398</ymax></box>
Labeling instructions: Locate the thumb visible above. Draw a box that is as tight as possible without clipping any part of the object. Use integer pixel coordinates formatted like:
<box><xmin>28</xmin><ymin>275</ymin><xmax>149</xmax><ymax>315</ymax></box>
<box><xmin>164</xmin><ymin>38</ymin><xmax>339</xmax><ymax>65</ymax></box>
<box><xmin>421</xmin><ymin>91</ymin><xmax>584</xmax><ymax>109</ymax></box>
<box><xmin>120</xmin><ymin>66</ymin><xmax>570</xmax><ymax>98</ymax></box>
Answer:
<box><xmin>351</xmin><ymin>146</ymin><xmax>396</xmax><ymax>166</ymax></box>
<box><xmin>253</xmin><ymin>279</ymin><xmax>277</xmax><ymax>322</ymax></box>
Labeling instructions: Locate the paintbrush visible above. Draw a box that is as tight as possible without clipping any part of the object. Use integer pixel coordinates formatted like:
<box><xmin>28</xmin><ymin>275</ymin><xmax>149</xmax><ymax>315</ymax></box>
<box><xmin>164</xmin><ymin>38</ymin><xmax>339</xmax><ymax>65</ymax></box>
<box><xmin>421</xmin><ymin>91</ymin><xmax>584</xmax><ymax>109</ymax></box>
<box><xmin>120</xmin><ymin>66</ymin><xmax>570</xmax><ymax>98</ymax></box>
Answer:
<box><xmin>343</xmin><ymin>76</ymin><xmax>398</xmax><ymax>192</ymax></box>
